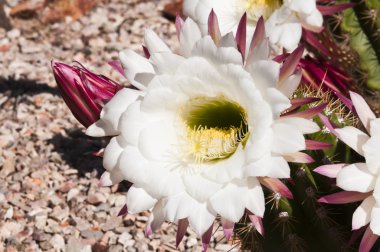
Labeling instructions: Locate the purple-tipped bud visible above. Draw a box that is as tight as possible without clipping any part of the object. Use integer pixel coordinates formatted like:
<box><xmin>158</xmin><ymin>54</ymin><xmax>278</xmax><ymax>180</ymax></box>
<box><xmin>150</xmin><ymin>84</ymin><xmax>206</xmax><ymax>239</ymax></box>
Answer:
<box><xmin>52</xmin><ymin>61</ymin><xmax>123</xmax><ymax>127</ymax></box>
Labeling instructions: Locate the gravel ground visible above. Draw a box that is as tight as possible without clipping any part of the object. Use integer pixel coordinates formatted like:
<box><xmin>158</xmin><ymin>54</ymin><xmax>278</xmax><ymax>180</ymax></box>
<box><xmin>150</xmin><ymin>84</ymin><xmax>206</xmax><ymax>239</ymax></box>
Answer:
<box><xmin>0</xmin><ymin>1</ymin><xmax>233</xmax><ymax>251</ymax></box>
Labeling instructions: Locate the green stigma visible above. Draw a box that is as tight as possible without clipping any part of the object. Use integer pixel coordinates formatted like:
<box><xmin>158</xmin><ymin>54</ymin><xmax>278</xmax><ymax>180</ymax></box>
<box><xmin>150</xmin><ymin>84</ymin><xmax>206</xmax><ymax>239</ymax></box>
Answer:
<box><xmin>181</xmin><ymin>96</ymin><xmax>249</xmax><ymax>163</ymax></box>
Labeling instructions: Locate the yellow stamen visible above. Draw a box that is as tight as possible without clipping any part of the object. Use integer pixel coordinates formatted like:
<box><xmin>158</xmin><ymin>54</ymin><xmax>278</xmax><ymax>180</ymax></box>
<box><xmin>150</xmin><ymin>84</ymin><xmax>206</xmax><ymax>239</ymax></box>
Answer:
<box><xmin>180</xmin><ymin>95</ymin><xmax>249</xmax><ymax>164</ymax></box>
<box><xmin>244</xmin><ymin>0</ymin><xmax>283</xmax><ymax>21</ymax></box>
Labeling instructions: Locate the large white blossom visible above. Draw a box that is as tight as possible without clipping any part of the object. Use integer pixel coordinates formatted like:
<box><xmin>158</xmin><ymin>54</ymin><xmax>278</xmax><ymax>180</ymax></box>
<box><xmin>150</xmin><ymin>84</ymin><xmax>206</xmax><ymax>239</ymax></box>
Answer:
<box><xmin>86</xmin><ymin>16</ymin><xmax>319</xmax><ymax>236</ymax></box>
<box><xmin>184</xmin><ymin>0</ymin><xmax>323</xmax><ymax>51</ymax></box>
<box><xmin>332</xmin><ymin>92</ymin><xmax>380</xmax><ymax>236</ymax></box>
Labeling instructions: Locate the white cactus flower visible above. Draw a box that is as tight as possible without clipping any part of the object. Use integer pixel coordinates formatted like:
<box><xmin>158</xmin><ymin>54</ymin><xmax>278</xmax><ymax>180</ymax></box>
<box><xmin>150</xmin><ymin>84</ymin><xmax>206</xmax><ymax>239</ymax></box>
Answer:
<box><xmin>86</xmin><ymin>13</ymin><xmax>319</xmax><ymax>242</ymax></box>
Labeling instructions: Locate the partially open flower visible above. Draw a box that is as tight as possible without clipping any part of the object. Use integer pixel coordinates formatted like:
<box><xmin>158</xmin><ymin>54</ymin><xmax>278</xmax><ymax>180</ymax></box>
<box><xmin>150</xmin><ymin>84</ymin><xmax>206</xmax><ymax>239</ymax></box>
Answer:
<box><xmin>184</xmin><ymin>0</ymin><xmax>324</xmax><ymax>51</ymax></box>
<box><xmin>317</xmin><ymin>91</ymin><xmax>380</xmax><ymax>251</ymax></box>
<box><xmin>52</xmin><ymin>61</ymin><xmax>123</xmax><ymax>127</ymax></box>
<box><xmin>86</xmin><ymin>13</ymin><xmax>320</xmax><ymax>245</ymax></box>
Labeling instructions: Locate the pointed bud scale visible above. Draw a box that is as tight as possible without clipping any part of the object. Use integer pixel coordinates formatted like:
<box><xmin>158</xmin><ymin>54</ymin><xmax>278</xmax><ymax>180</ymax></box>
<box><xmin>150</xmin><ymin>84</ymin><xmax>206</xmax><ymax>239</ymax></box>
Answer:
<box><xmin>318</xmin><ymin>191</ymin><xmax>372</xmax><ymax>204</ymax></box>
<box><xmin>247</xmin><ymin>211</ymin><xmax>264</xmax><ymax>236</ymax></box>
<box><xmin>305</xmin><ymin>140</ymin><xmax>333</xmax><ymax>150</ymax></box>
<box><xmin>248</xmin><ymin>16</ymin><xmax>265</xmax><ymax>56</ymax></box>
<box><xmin>208</xmin><ymin>9</ymin><xmax>222</xmax><ymax>45</ymax></box>
<box><xmin>235</xmin><ymin>13</ymin><xmax>247</xmax><ymax>62</ymax></box>
<box><xmin>259</xmin><ymin>177</ymin><xmax>293</xmax><ymax>199</ymax></box>
<box><xmin>279</xmin><ymin>46</ymin><xmax>304</xmax><ymax>84</ymax></box>
<box><xmin>317</xmin><ymin>3</ymin><xmax>355</xmax><ymax>15</ymax></box>
<box><xmin>282</xmin><ymin>103</ymin><xmax>327</xmax><ymax>119</ymax></box>
<box><xmin>314</xmin><ymin>163</ymin><xmax>346</xmax><ymax>178</ymax></box>
<box><xmin>349</xmin><ymin>226</ymin><xmax>366</xmax><ymax>247</ymax></box>
<box><xmin>176</xmin><ymin>219</ymin><xmax>189</xmax><ymax>248</ymax></box>
<box><xmin>201</xmin><ymin>224</ymin><xmax>213</xmax><ymax>252</ymax></box>
<box><xmin>318</xmin><ymin>114</ymin><xmax>338</xmax><ymax>135</ymax></box>
<box><xmin>287</xmin><ymin>97</ymin><xmax>320</xmax><ymax>112</ymax></box>
<box><xmin>221</xmin><ymin>218</ymin><xmax>234</xmax><ymax>241</ymax></box>
<box><xmin>99</xmin><ymin>171</ymin><xmax>112</xmax><ymax>187</ymax></box>
<box><xmin>175</xmin><ymin>14</ymin><xmax>184</xmax><ymax>41</ymax></box>
<box><xmin>108</xmin><ymin>60</ymin><xmax>125</xmax><ymax>77</ymax></box>
<box><xmin>52</xmin><ymin>61</ymin><xmax>123</xmax><ymax>127</ymax></box>
<box><xmin>359</xmin><ymin>226</ymin><xmax>378</xmax><ymax>252</ymax></box>
<box><xmin>283</xmin><ymin>152</ymin><xmax>315</xmax><ymax>163</ymax></box>
<box><xmin>144</xmin><ymin>224</ymin><xmax>153</xmax><ymax>237</ymax></box>
<box><xmin>117</xmin><ymin>204</ymin><xmax>128</xmax><ymax>216</ymax></box>
<box><xmin>142</xmin><ymin>45</ymin><xmax>151</xmax><ymax>59</ymax></box>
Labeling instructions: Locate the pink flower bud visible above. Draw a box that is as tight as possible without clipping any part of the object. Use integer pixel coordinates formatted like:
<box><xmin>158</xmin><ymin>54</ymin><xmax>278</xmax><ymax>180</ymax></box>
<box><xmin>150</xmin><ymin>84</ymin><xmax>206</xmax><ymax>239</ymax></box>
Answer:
<box><xmin>52</xmin><ymin>61</ymin><xmax>122</xmax><ymax>127</ymax></box>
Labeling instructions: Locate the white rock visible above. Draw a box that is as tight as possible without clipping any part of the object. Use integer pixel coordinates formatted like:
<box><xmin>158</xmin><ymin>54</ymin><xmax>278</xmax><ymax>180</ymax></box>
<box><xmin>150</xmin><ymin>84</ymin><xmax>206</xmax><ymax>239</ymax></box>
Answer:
<box><xmin>4</xmin><ymin>207</ymin><xmax>13</xmax><ymax>220</ymax></box>
<box><xmin>67</xmin><ymin>188</ymin><xmax>80</xmax><ymax>201</ymax></box>
<box><xmin>50</xmin><ymin>234</ymin><xmax>65</xmax><ymax>251</ymax></box>
<box><xmin>118</xmin><ymin>232</ymin><xmax>132</xmax><ymax>246</ymax></box>
<box><xmin>7</xmin><ymin>29</ymin><xmax>20</xmax><ymax>39</ymax></box>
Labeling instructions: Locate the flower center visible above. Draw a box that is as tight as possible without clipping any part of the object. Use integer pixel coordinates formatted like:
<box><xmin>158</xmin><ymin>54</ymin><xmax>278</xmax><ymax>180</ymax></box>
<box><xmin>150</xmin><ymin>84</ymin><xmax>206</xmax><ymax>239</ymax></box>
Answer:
<box><xmin>244</xmin><ymin>0</ymin><xmax>283</xmax><ymax>22</ymax></box>
<box><xmin>181</xmin><ymin>96</ymin><xmax>249</xmax><ymax>163</ymax></box>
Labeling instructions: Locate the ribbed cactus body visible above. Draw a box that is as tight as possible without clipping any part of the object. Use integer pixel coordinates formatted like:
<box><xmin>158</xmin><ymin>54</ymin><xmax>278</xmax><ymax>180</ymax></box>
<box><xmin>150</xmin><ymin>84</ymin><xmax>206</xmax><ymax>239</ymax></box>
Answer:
<box><xmin>338</xmin><ymin>0</ymin><xmax>380</xmax><ymax>91</ymax></box>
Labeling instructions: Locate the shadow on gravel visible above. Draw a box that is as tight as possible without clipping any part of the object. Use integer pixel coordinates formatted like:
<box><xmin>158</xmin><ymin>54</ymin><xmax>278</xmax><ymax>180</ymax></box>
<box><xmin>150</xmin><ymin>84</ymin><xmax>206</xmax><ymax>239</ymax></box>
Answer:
<box><xmin>0</xmin><ymin>78</ymin><xmax>59</xmax><ymax>98</ymax></box>
<box><xmin>49</xmin><ymin>129</ymin><xmax>132</xmax><ymax>191</ymax></box>
<box><xmin>48</xmin><ymin>129</ymin><xmax>106</xmax><ymax>176</ymax></box>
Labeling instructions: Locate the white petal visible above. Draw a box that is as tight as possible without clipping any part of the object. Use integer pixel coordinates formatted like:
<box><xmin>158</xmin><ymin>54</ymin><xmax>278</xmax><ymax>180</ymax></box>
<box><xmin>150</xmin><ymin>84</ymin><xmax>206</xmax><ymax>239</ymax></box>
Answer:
<box><xmin>118</xmin><ymin>101</ymin><xmax>149</xmax><ymax>147</ymax></box>
<box><xmin>245</xmin><ymin>130</ymin><xmax>273</xmax><ymax>162</ymax></box>
<box><xmin>209</xmin><ymin>180</ymin><xmax>248</xmax><ymax>223</ymax></box>
<box><xmin>335</xmin><ymin>126</ymin><xmax>369</xmax><ymax>156</ymax></box>
<box><xmin>337</xmin><ymin>163</ymin><xmax>377</xmax><ymax>193</ymax></box>
<box><xmin>182</xmin><ymin>174</ymin><xmax>222</xmax><ymax>203</ymax></box>
<box><xmin>352</xmin><ymin>196</ymin><xmax>376</xmax><ymax>230</ymax></box>
<box><xmin>245</xmin><ymin>155</ymin><xmax>290</xmax><ymax>178</ymax></box>
<box><xmin>247</xmin><ymin>38</ymin><xmax>270</xmax><ymax>63</ymax></box>
<box><xmin>101</xmin><ymin>88</ymin><xmax>141</xmax><ymax>130</ymax></box>
<box><xmin>180</xmin><ymin>18</ymin><xmax>202</xmax><ymax>57</ymax></box>
<box><xmin>146</xmin><ymin>200</ymin><xmax>165</xmax><ymax>232</ymax></box>
<box><xmin>162</xmin><ymin>193</ymin><xmax>195</xmax><ymax>222</ymax></box>
<box><xmin>150</xmin><ymin>52</ymin><xmax>185</xmax><ymax>74</ymax></box>
<box><xmin>86</xmin><ymin>119</ymin><xmax>117</xmax><ymax>137</ymax></box>
<box><xmin>103</xmin><ymin>136</ymin><xmax>125</xmax><ymax>171</ymax></box>
<box><xmin>126</xmin><ymin>186</ymin><xmax>157</xmax><ymax>214</ymax></box>
<box><xmin>187</xmin><ymin>202</ymin><xmax>216</xmax><ymax>235</ymax></box>
<box><xmin>191</xmin><ymin>36</ymin><xmax>242</xmax><ymax>66</ymax></box>
<box><xmin>144</xmin><ymin>169</ymin><xmax>185</xmax><ymax>198</ymax></box>
<box><xmin>300</xmin><ymin>9</ymin><xmax>323</xmax><ymax>32</ymax></box>
<box><xmin>246</xmin><ymin>177</ymin><xmax>265</xmax><ymax>217</ymax></box>
<box><xmin>134</xmin><ymin>73</ymin><xmax>154</xmax><ymax>86</ymax></box>
<box><xmin>141</xmin><ymin>76</ymin><xmax>186</xmax><ymax>114</ymax></box>
<box><xmin>267</xmin><ymin>21</ymin><xmax>302</xmax><ymax>51</ymax></box>
<box><xmin>86</xmin><ymin>89</ymin><xmax>141</xmax><ymax>137</ymax></box>
<box><xmin>183</xmin><ymin>0</ymin><xmax>200</xmax><ymax>17</ymax></box>
<box><xmin>192</xmin><ymin>0</ymin><xmax>237</xmax><ymax>35</ymax></box>
<box><xmin>370</xmin><ymin>206</ymin><xmax>380</xmax><ymax>235</ymax></box>
<box><xmin>219</xmin><ymin>32</ymin><xmax>237</xmax><ymax>49</ymax></box>
<box><xmin>203</xmin><ymin>146</ymin><xmax>246</xmax><ymax>183</ymax></box>
<box><xmin>99</xmin><ymin>171</ymin><xmax>123</xmax><ymax>186</ymax></box>
<box><xmin>362</xmin><ymin>135</ymin><xmax>380</xmax><ymax>175</ymax></box>
<box><xmin>277</xmin><ymin>117</ymin><xmax>320</xmax><ymax>134</ymax></box>
<box><xmin>373</xmin><ymin>177</ymin><xmax>380</xmax><ymax>203</ymax></box>
<box><xmin>287</xmin><ymin>0</ymin><xmax>316</xmax><ymax>14</ymax></box>
<box><xmin>369</xmin><ymin>118</ymin><xmax>380</xmax><ymax>136</ymax></box>
<box><xmin>118</xmin><ymin>146</ymin><xmax>150</xmax><ymax>187</ymax></box>
<box><xmin>265</xmin><ymin>88</ymin><xmax>291</xmax><ymax>116</ymax></box>
<box><xmin>119</xmin><ymin>49</ymin><xmax>155</xmax><ymax>90</ymax></box>
<box><xmin>144</xmin><ymin>29</ymin><xmax>171</xmax><ymax>54</ymax></box>
<box><xmin>350</xmin><ymin>92</ymin><xmax>376</xmax><ymax>132</ymax></box>
<box><xmin>138</xmin><ymin>120</ymin><xmax>177</xmax><ymax>161</ymax></box>
<box><xmin>277</xmin><ymin>71</ymin><xmax>302</xmax><ymax>98</ymax></box>
<box><xmin>245</xmin><ymin>60</ymin><xmax>280</xmax><ymax>91</ymax></box>
<box><xmin>271</xmin><ymin>122</ymin><xmax>306</xmax><ymax>154</ymax></box>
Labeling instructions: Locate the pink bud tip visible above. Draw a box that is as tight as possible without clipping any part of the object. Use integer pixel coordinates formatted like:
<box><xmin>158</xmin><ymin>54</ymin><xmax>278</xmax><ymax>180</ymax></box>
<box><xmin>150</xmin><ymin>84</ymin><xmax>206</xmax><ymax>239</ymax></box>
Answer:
<box><xmin>52</xmin><ymin>60</ymin><xmax>122</xmax><ymax>127</ymax></box>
